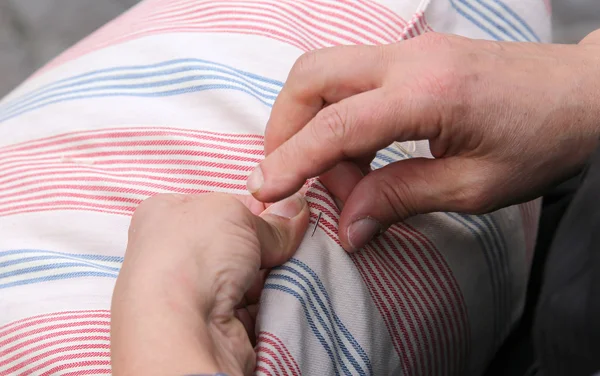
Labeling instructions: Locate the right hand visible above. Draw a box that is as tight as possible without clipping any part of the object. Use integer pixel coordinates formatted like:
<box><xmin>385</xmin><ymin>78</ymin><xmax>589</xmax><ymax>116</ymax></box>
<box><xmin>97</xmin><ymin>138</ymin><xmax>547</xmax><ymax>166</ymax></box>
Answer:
<box><xmin>248</xmin><ymin>31</ymin><xmax>600</xmax><ymax>252</ymax></box>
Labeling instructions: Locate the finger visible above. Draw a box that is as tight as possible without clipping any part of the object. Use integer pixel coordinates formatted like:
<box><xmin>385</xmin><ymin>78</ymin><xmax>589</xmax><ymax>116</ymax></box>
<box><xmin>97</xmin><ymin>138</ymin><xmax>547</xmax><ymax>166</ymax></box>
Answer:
<box><xmin>265</xmin><ymin>44</ymin><xmax>390</xmax><ymax>155</ymax></box>
<box><xmin>235</xmin><ymin>304</ymin><xmax>259</xmax><ymax>346</ymax></box>
<box><xmin>234</xmin><ymin>194</ymin><xmax>268</xmax><ymax>215</ymax></box>
<box><xmin>244</xmin><ymin>269</ymin><xmax>269</xmax><ymax>305</ymax></box>
<box><xmin>249</xmin><ymin>88</ymin><xmax>441</xmax><ymax>202</ymax></box>
<box><xmin>337</xmin><ymin>157</ymin><xmax>482</xmax><ymax>252</ymax></box>
<box><xmin>319</xmin><ymin>161</ymin><xmax>364</xmax><ymax>210</ymax></box>
<box><xmin>253</xmin><ymin>193</ymin><xmax>310</xmax><ymax>268</ymax></box>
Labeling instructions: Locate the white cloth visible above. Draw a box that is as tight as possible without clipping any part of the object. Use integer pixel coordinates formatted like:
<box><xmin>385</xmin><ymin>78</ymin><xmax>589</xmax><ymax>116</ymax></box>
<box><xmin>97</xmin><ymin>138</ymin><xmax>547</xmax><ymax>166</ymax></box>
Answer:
<box><xmin>0</xmin><ymin>0</ymin><xmax>549</xmax><ymax>375</ymax></box>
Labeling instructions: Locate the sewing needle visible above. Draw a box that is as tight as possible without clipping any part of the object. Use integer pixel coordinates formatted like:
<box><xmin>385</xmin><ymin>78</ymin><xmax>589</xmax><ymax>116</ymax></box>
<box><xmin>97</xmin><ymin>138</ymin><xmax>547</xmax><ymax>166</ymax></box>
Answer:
<box><xmin>311</xmin><ymin>212</ymin><xmax>322</xmax><ymax>237</ymax></box>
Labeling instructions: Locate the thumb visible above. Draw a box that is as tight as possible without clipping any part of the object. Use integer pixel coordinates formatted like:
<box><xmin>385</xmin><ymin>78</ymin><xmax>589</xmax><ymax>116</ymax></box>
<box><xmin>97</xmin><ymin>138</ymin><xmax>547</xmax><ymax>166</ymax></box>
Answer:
<box><xmin>255</xmin><ymin>193</ymin><xmax>310</xmax><ymax>267</ymax></box>
<box><xmin>338</xmin><ymin>157</ymin><xmax>481</xmax><ymax>252</ymax></box>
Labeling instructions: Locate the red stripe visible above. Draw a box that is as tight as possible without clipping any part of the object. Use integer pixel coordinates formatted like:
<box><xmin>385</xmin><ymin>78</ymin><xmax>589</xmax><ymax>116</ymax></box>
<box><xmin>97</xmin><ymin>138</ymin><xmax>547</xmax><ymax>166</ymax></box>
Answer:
<box><xmin>0</xmin><ymin>176</ymin><xmax>245</xmax><ymax>200</ymax></box>
<box><xmin>259</xmin><ymin>331</ymin><xmax>300</xmax><ymax>376</ymax></box>
<box><xmin>0</xmin><ymin>128</ymin><xmax>264</xmax><ymax>154</ymax></box>
<box><xmin>0</xmin><ymin>312</ymin><xmax>109</xmax><ymax>338</ymax></box>
<box><xmin>390</xmin><ymin>226</ymin><xmax>455</xmax><ymax>374</ymax></box>
<box><xmin>2</xmin><ymin>158</ymin><xmax>254</xmax><ymax>178</ymax></box>
<box><xmin>401</xmin><ymin>223</ymin><xmax>471</xmax><ymax>351</ymax></box>
<box><xmin>255</xmin><ymin>346</ymin><xmax>285</xmax><ymax>375</ymax></box>
<box><xmin>151</xmin><ymin>14</ymin><xmax>322</xmax><ymax>48</ymax></box>
<box><xmin>0</xmin><ymin>311</ymin><xmax>109</xmax><ymax>334</ymax></box>
<box><xmin>356</xmin><ymin>0</ymin><xmax>407</xmax><ymax>34</ymax></box>
<box><xmin>308</xmin><ymin>181</ymin><xmax>470</xmax><ymax>374</ymax></box>
<box><xmin>165</xmin><ymin>3</ymin><xmax>323</xmax><ymax>46</ymax></box>
<box><xmin>312</xmin><ymin>180</ymin><xmax>467</xmax><ymax>370</ymax></box>
<box><xmin>3</xmin><ymin>344</ymin><xmax>110</xmax><ymax>375</ymax></box>
<box><xmin>0</xmin><ymin>320</ymin><xmax>110</xmax><ymax>348</ymax></box>
<box><xmin>257</xmin><ymin>332</ymin><xmax>300</xmax><ymax>376</ymax></box>
<box><xmin>396</xmin><ymin>224</ymin><xmax>470</xmax><ymax>374</ymax></box>
<box><xmin>379</xmin><ymin>230</ymin><xmax>449</xmax><ymax>375</ymax></box>
<box><xmin>0</xmin><ymin>184</ymin><xmax>157</xmax><ymax>204</ymax></box>
<box><xmin>353</xmin><ymin>248</ymin><xmax>411</xmax><ymax>374</ymax></box>
<box><xmin>0</xmin><ymin>198</ymin><xmax>139</xmax><ymax>217</ymax></box>
<box><xmin>1</xmin><ymin>148</ymin><xmax>262</xmax><ymax>168</ymax></box>
<box><xmin>0</xmin><ymin>165</ymin><xmax>249</xmax><ymax>187</ymax></box>
<box><xmin>60</xmin><ymin>369</ymin><xmax>111</xmax><ymax>376</ymax></box>
<box><xmin>255</xmin><ymin>348</ymin><xmax>285</xmax><ymax>375</ymax></box>
<box><xmin>271</xmin><ymin>336</ymin><xmax>301</xmax><ymax>376</ymax></box>
<box><xmin>2</xmin><ymin>139</ymin><xmax>263</xmax><ymax>160</ymax></box>
<box><xmin>254</xmin><ymin>365</ymin><xmax>273</xmax><ymax>376</ymax></box>
<box><xmin>370</xmin><ymin>235</ymin><xmax>431</xmax><ymax>374</ymax></box>
<box><xmin>38</xmin><ymin>0</ymin><xmax>407</xmax><ymax>73</ymax></box>
<box><xmin>2</xmin><ymin>333</ymin><xmax>110</xmax><ymax>364</ymax></box>
<box><xmin>351</xmin><ymin>251</ymin><xmax>405</xmax><ymax>372</ymax></box>
<box><xmin>143</xmin><ymin>4</ymin><xmax>353</xmax><ymax>46</ymax></box>
<box><xmin>35</xmin><ymin>358</ymin><xmax>111</xmax><ymax>376</ymax></box>
<box><xmin>0</xmin><ymin>205</ymin><xmax>131</xmax><ymax>217</ymax></box>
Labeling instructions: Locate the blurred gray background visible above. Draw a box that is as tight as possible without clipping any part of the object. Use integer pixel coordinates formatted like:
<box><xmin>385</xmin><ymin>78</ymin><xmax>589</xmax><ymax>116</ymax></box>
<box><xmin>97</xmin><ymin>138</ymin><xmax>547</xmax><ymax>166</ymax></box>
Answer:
<box><xmin>0</xmin><ymin>0</ymin><xmax>599</xmax><ymax>97</ymax></box>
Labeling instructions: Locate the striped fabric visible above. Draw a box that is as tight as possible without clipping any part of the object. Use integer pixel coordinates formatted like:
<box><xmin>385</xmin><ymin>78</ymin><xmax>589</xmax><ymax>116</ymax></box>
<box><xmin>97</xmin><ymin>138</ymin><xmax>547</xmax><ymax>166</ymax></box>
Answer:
<box><xmin>0</xmin><ymin>311</ymin><xmax>111</xmax><ymax>376</ymax></box>
<box><xmin>0</xmin><ymin>0</ymin><xmax>550</xmax><ymax>375</ymax></box>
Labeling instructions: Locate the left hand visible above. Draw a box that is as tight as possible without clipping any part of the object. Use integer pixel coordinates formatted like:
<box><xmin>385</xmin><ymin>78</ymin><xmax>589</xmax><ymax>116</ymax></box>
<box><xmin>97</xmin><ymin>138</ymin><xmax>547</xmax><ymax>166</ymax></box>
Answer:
<box><xmin>110</xmin><ymin>192</ymin><xmax>309</xmax><ymax>376</ymax></box>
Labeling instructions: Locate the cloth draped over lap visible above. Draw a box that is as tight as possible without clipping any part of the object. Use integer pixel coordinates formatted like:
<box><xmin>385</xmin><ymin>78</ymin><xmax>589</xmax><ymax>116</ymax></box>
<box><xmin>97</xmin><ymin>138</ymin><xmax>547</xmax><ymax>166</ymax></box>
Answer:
<box><xmin>0</xmin><ymin>0</ymin><xmax>550</xmax><ymax>375</ymax></box>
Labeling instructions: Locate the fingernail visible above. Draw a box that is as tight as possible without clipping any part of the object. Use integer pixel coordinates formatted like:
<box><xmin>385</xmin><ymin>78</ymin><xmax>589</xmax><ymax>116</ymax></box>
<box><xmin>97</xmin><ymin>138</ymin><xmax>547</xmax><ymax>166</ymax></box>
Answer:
<box><xmin>264</xmin><ymin>193</ymin><xmax>305</xmax><ymax>219</ymax></box>
<box><xmin>247</xmin><ymin>165</ymin><xmax>264</xmax><ymax>193</ymax></box>
<box><xmin>347</xmin><ymin>218</ymin><xmax>381</xmax><ymax>252</ymax></box>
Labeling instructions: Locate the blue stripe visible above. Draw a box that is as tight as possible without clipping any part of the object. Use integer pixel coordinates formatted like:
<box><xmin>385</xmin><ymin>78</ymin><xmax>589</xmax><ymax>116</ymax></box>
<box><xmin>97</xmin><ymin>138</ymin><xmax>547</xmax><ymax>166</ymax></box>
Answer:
<box><xmin>0</xmin><ymin>58</ymin><xmax>283</xmax><ymax>123</ymax></box>
<box><xmin>451</xmin><ymin>2</ymin><xmax>502</xmax><ymax>40</ymax></box>
<box><xmin>0</xmin><ymin>84</ymin><xmax>274</xmax><ymax>123</ymax></box>
<box><xmin>289</xmin><ymin>258</ymin><xmax>372</xmax><ymax>374</ymax></box>
<box><xmin>5</xmin><ymin>58</ymin><xmax>283</xmax><ymax>106</ymax></box>
<box><xmin>373</xmin><ymin>152</ymin><xmax>399</xmax><ymax>166</ymax></box>
<box><xmin>264</xmin><ymin>283</ymin><xmax>341</xmax><ymax>376</ymax></box>
<box><xmin>492</xmin><ymin>0</ymin><xmax>540</xmax><ymax>42</ymax></box>
<box><xmin>0</xmin><ymin>249</ymin><xmax>123</xmax><ymax>289</ymax></box>
<box><xmin>453</xmin><ymin>0</ymin><xmax>514</xmax><ymax>40</ymax></box>
<box><xmin>475</xmin><ymin>1</ymin><xmax>536</xmax><ymax>42</ymax></box>
<box><xmin>1</xmin><ymin>74</ymin><xmax>278</xmax><ymax>120</ymax></box>
<box><xmin>370</xmin><ymin>160</ymin><xmax>383</xmax><ymax>170</ymax></box>
<box><xmin>2</xmin><ymin>64</ymin><xmax>281</xmax><ymax>114</ymax></box>
<box><xmin>0</xmin><ymin>255</ymin><xmax>120</xmax><ymax>270</ymax></box>
<box><xmin>476</xmin><ymin>212</ymin><xmax>511</xmax><ymax>342</ymax></box>
<box><xmin>383</xmin><ymin>146</ymin><xmax>408</xmax><ymax>159</ymax></box>
<box><xmin>268</xmin><ymin>273</ymin><xmax>354</xmax><ymax>375</ymax></box>
<box><xmin>0</xmin><ymin>262</ymin><xmax>120</xmax><ymax>279</ymax></box>
<box><xmin>450</xmin><ymin>0</ymin><xmax>538</xmax><ymax>42</ymax></box>
<box><xmin>448</xmin><ymin>213</ymin><xmax>503</xmax><ymax>345</ymax></box>
<box><xmin>0</xmin><ymin>271</ymin><xmax>118</xmax><ymax>289</ymax></box>
<box><xmin>0</xmin><ymin>249</ymin><xmax>123</xmax><ymax>262</ymax></box>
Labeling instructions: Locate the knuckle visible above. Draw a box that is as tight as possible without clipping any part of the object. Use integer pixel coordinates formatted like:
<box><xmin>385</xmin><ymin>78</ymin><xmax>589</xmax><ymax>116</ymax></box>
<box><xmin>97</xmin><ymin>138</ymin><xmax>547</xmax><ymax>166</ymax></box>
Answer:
<box><xmin>419</xmin><ymin>55</ymin><xmax>465</xmax><ymax>98</ymax></box>
<box><xmin>314</xmin><ymin>105</ymin><xmax>349</xmax><ymax>148</ymax></box>
<box><xmin>373</xmin><ymin>173</ymin><xmax>418</xmax><ymax>219</ymax></box>
<box><xmin>290</xmin><ymin>51</ymin><xmax>320</xmax><ymax>82</ymax></box>
<box><xmin>453</xmin><ymin>180</ymin><xmax>493</xmax><ymax>214</ymax></box>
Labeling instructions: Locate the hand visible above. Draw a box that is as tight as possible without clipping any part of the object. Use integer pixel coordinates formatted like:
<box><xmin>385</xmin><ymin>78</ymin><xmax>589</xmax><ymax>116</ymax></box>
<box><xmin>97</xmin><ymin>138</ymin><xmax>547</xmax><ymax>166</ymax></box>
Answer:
<box><xmin>111</xmin><ymin>193</ymin><xmax>309</xmax><ymax>376</ymax></box>
<box><xmin>247</xmin><ymin>31</ymin><xmax>600</xmax><ymax>252</ymax></box>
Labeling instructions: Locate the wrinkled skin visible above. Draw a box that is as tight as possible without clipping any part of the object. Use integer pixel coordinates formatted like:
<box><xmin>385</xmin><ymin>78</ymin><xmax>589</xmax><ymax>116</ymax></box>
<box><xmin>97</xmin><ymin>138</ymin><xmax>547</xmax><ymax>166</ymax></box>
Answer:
<box><xmin>111</xmin><ymin>193</ymin><xmax>309</xmax><ymax>376</ymax></box>
<box><xmin>249</xmin><ymin>31</ymin><xmax>600</xmax><ymax>252</ymax></box>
